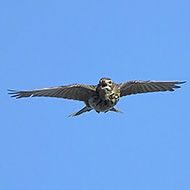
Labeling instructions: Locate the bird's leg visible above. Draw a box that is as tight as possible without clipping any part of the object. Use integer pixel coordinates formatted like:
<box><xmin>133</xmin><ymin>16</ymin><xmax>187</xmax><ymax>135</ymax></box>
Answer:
<box><xmin>68</xmin><ymin>106</ymin><xmax>92</xmax><ymax>117</ymax></box>
<box><xmin>110</xmin><ymin>107</ymin><xmax>123</xmax><ymax>113</ymax></box>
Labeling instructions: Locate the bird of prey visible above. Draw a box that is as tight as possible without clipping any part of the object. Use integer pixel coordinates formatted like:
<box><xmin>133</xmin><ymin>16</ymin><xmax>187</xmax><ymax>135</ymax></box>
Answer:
<box><xmin>8</xmin><ymin>78</ymin><xmax>186</xmax><ymax>117</ymax></box>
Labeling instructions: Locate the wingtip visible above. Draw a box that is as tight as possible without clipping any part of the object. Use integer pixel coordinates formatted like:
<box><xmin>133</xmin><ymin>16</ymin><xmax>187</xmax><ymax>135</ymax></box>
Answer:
<box><xmin>174</xmin><ymin>81</ymin><xmax>186</xmax><ymax>89</ymax></box>
<box><xmin>8</xmin><ymin>89</ymin><xmax>21</xmax><ymax>98</ymax></box>
<box><xmin>176</xmin><ymin>81</ymin><xmax>186</xmax><ymax>84</ymax></box>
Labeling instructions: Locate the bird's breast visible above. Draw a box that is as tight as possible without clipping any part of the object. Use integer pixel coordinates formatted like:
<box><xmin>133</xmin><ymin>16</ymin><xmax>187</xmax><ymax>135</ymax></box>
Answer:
<box><xmin>88</xmin><ymin>93</ymin><xmax>120</xmax><ymax>113</ymax></box>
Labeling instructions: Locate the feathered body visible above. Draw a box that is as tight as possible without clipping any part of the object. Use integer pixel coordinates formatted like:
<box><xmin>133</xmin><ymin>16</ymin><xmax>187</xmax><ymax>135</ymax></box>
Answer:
<box><xmin>9</xmin><ymin>78</ymin><xmax>186</xmax><ymax>116</ymax></box>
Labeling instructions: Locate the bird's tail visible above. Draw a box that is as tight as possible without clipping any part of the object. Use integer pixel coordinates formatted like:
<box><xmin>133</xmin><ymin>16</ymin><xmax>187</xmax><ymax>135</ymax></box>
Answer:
<box><xmin>68</xmin><ymin>106</ymin><xmax>92</xmax><ymax>117</ymax></box>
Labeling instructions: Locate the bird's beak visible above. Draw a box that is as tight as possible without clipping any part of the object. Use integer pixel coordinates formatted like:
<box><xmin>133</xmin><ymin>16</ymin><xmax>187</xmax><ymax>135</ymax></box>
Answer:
<box><xmin>100</xmin><ymin>80</ymin><xmax>107</xmax><ymax>87</ymax></box>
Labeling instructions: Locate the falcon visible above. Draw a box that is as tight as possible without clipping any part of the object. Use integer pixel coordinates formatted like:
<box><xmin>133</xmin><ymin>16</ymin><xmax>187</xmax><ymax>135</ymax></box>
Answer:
<box><xmin>8</xmin><ymin>78</ymin><xmax>186</xmax><ymax>117</ymax></box>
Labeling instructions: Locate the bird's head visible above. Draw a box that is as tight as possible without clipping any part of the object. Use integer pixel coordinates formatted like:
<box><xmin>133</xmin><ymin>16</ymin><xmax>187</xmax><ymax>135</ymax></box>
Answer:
<box><xmin>98</xmin><ymin>78</ymin><xmax>114</xmax><ymax>90</ymax></box>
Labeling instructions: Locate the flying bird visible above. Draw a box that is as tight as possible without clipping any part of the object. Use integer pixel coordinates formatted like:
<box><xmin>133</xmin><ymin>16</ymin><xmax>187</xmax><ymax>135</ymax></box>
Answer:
<box><xmin>8</xmin><ymin>78</ymin><xmax>186</xmax><ymax>117</ymax></box>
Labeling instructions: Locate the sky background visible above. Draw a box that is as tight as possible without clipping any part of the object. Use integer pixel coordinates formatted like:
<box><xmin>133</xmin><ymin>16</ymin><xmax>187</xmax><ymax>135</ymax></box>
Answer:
<box><xmin>1</xmin><ymin>0</ymin><xmax>190</xmax><ymax>189</ymax></box>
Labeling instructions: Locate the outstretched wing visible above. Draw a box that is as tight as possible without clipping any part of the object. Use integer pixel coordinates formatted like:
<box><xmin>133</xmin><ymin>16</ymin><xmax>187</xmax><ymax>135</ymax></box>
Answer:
<box><xmin>8</xmin><ymin>84</ymin><xmax>97</xmax><ymax>101</ymax></box>
<box><xmin>118</xmin><ymin>81</ymin><xmax>186</xmax><ymax>97</ymax></box>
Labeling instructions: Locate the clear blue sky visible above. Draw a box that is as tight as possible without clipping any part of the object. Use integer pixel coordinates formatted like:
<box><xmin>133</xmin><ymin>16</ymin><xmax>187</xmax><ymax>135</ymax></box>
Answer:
<box><xmin>1</xmin><ymin>0</ymin><xmax>190</xmax><ymax>190</ymax></box>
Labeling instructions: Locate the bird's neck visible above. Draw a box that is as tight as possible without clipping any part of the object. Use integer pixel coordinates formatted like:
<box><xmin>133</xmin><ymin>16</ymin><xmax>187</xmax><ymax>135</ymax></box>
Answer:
<box><xmin>97</xmin><ymin>86</ymin><xmax>113</xmax><ymax>100</ymax></box>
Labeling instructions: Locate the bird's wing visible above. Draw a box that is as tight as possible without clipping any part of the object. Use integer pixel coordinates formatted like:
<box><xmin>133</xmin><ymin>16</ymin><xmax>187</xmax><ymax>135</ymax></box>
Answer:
<box><xmin>118</xmin><ymin>80</ymin><xmax>186</xmax><ymax>97</ymax></box>
<box><xmin>8</xmin><ymin>84</ymin><xmax>97</xmax><ymax>101</ymax></box>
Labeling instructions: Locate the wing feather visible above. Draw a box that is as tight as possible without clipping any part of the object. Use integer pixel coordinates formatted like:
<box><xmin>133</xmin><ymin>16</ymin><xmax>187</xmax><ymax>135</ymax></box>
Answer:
<box><xmin>119</xmin><ymin>81</ymin><xmax>186</xmax><ymax>97</ymax></box>
<box><xmin>8</xmin><ymin>84</ymin><xmax>96</xmax><ymax>101</ymax></box>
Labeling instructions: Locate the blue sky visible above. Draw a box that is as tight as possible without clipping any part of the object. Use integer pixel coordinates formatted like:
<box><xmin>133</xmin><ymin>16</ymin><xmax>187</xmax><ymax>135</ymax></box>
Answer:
<box><xmin>1</xmin><ymin>0</ymin><xmax>190</xmax><ymax>189</ymax></box>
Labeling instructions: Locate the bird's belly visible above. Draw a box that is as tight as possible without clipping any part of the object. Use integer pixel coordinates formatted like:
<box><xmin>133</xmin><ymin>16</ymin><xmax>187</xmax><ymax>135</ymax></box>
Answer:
<box><xmin>88</xmin><ymin>97</ymin><xmax>118</xmax><ymax>113</ymax></box>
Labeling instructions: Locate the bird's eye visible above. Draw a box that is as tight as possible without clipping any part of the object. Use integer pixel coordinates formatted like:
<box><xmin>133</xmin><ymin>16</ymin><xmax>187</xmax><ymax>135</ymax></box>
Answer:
<box><xmin>108</xmin><ymin>81</ymin><xmax>112</xmax><ymax>84</ymax></box>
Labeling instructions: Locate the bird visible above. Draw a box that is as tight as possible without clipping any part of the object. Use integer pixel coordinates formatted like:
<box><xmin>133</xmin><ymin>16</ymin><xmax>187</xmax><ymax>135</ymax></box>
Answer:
<box><xmin>8</xmin><ymin>78</ymin><xmax>186</xmax><ymax>117</ymax></box>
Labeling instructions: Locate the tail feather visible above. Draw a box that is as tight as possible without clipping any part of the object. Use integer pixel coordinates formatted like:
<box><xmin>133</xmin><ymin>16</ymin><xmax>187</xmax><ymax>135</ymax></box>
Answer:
<box><xmin>68</xmin><ymin>106</ymin><xmax>92</xmax><ymax>117</ymax></box>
